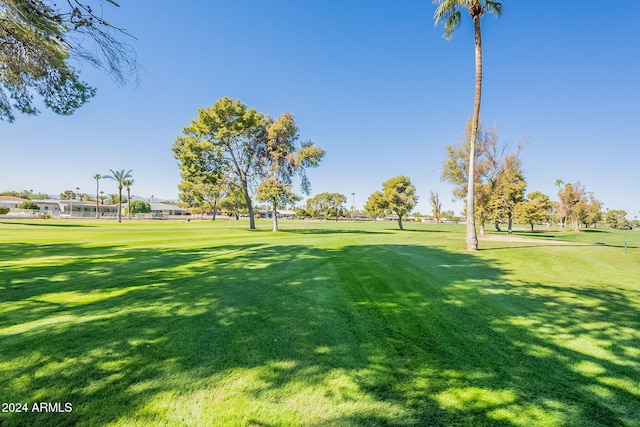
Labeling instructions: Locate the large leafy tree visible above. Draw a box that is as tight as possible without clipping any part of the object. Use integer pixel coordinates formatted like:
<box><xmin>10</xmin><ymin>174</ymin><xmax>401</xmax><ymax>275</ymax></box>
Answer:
<box><xmin>174</xmin><ymin>98</ymin><xmax>324</xmax><ymax>230</ymax></box>
<box><xmin>606</xmin><ymin>209</ymin><xmax>629</xmax><ymax>229</ymax></box>
<box><xmin>173</xmin><ymin>97</ymin><xmax>268</xmax><ymax>230</ymax></box>
<box><xmin>429</xmin><ymin>191</ymin><xmax>442</xmax><ymax>223</ymax></box>
<box><xmin>306</xmin><ymin>192</ymin><xmax>346</xmax><ymax>221</ymax></box>
<box><xmin>514</xmin><ymin>191</ymin><xmax>552</xmax><ymax>231</ymax></box>
<box><xmin>255</xmin><ymin>177</ymin><xmax>301</xmax><ymax>232</ymax></box>
<box><xmin>0</xmin><ymin>0</ymin><xmax>137</xmax><ymax>122</ymax></box>
<box><xmin>60</xmin><ymin>189</ymin><xmax>76</xmax><ymax>200</ymax></box>
<box><xmin>434</xmin><ymin>0</ymin><xmax>502</xmax><ymax>250</ymax></box>
<box><xmin>556</xmin><ymin>181</ymin><xmax>601</xmax><ymax>231</ymax></box>
<box><xmin>365</xmin><ymin>176</ymin><xmax>418</xmax><ymax>230</ymax></box>
<box><xmin>491</xmin><ymin>159</ymin><xmax>526</xmax><ymax>234</ymax></box>
<box><xmin>128</xmin><ymin>200</ymin><xmax>150</xmax><ymax>214</ymax></box>
<box><xmin>580</xmin><ymin>193</ymin><xmax>603</xmax><ymax>229</ymax></box>
<box><xmin>219</xmin><ymin>186</ymin><xmax>247</xmax><ymax>220</ymax></box>
<box><xmin>442</xmin><ymin>122</ymin><xmax>525</xmax><ymax>235</ymax></box>
<box><xmin>103</xmin><ymin>168</ymin><xmax>132</xmax><ymax>223</ymax></box>
<box><xmin>178</xmin><ymin>174</ymin><xmax>232</xmax><ymax>220</ymax></box>
<box><xmin>256</xmin><ymin>112</ymin><xmax>325</xmax><ymax>231</ymax></box>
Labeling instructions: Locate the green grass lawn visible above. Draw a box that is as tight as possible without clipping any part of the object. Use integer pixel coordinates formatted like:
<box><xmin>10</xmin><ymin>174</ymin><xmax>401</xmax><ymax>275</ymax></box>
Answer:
<box><xmin>1</xmin><ymin>219</ymin><xmax>639</xmax><ymax>426</ymax></box>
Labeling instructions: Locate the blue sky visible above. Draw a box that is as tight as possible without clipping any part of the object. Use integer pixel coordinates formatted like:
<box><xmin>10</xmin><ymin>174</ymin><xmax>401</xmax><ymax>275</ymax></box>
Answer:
<box><xmin>2</xmin><ymin>1</ymin><xmax>639</xmax><ymax>218</ymax></box>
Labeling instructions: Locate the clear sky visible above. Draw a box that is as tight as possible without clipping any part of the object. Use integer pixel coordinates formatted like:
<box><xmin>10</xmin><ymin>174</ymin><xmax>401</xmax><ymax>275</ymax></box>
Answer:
<box><xmin>2</xmin><ymin>1</ymin><xmax>639</xmax><ymax>218</ymax></box>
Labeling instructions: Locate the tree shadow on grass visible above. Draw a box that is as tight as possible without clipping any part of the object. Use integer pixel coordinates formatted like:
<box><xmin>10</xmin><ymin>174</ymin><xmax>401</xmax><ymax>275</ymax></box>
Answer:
<box><xmin>1</xmin><ymin>239</ymin><xmax>639</xmax><ymax>426</ymax></box>
<box><xmin>279</xmin><ymin>228</ymin><xmax>390</xmax><ymax>235</ymax></box>
<box><xmin>0</xmin><ymin>220</ymin><xmax>95</xmax><ymax>228</ymax></box>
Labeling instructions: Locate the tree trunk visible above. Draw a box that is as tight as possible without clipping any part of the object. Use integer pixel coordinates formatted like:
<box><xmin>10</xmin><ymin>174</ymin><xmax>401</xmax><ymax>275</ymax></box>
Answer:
<box><xmin>530</xmin><ymin>223</ymin><xmax>534</xmax><ymax>231</ymax></box>
<box><xmin>495</xmin><ymin>220</ymin><xmax>501</xmax><ymax>232</ymax></box>
<box><xmin>479</xmin><ymin>221</ymin><xmax>486</xmax><ymax>235</ymax></box>
<box><xmin>95</xmin><ymin>181</ymin><xmax>100</xmax><ymax>219</ymax></box>
<box><xmin>241</xmin><ymin>183</ymin><xmax>255</xmax><ymax>230</ymax></box>
<box><xmin>465</xmin><ymin>12</ymin><xmax>483</xmax><ymax>251</ymax></box>
<box><xmin>397</xmin><ymin>217</ymin><xmax>404</xmax><ymax>230</ymax></box>
<box><xmin>272</xmin><ymin>200</ymin><xmax>279</xmax><ymax>232</ymax></box>
<box><xmin>127</xmin><ymin>188</ymin><xmax>131</xmax><ymax>220</ymax></box>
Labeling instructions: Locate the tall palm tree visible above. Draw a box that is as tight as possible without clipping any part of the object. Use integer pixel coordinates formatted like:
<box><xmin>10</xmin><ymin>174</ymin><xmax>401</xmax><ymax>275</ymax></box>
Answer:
<box><xmin>123</xmin><ymin>178</ymin><xmax>134</xmax><ymax>220</ymax></box>
<box><xmin>434</xmin><ymin>0</ymin><xmax>502</xmax><ymax>251</ymax></box>
<box><xmin>93</xmin><ymin>173</ymin><xmax>101</xmax><ymax>219</ymax></box>
<box><xmin>104</xmin><ymin>169</ymin><xmax>133</xmax><ymax>223</ymax></box>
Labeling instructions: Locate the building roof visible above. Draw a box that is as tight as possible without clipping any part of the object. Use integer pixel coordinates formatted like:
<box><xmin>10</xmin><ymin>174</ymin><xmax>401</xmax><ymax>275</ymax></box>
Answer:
<box><xmin>0</xmin><ymin>196</ymin><xmax>28</xmax><ymax>202</ymax></box>
<box><xmin>149</xmin><ymin>202</ymin><xmax>190</xmax><ymax>212</ymax></box>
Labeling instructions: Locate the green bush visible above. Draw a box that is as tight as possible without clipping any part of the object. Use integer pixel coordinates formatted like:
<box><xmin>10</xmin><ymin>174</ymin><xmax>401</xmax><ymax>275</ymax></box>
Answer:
<box><xmin>18</xmin><ymin>201</ymin><xmax>40</xmax><ymax>210</ymax></box>
<box><xmin>128</xmin><ymin>200</ymin><xmax>151</xmax><ymax>214</ymax></box>
<box><xmin>0</xmin><ymin>206</ymin><xmax>9</xmax><ymax>214</ymax></box>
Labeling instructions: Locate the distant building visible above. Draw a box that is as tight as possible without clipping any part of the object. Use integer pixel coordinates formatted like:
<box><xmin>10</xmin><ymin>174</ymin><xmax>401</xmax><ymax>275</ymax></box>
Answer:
<box><xmin>30</xmin><ymin>200</ymin><xmax>119</xmax><ymax>217</ymax></box>
<box><xmin>1</xmin><ymin>197</ymin><xmax>190</xmax><ymax>219</ymax></box>
<box><xmin>257</xmin><ymin>209</ymin><xmax>296</xmax><ymax>219</ymax></box>
<box><xmin>147</xmin><ymin>202</ymin><xmax>191</xmax><ymax>218</ymax></box>
<box><xmin>0</xmin><ymin>196</ymin><xmax>28</xmax><ymax>208</ymax></box>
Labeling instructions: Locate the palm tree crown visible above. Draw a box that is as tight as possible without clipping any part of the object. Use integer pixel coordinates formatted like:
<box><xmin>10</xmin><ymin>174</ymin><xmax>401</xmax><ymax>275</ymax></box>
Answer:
<box><xmin>434</xmin><ymin>0</ymin><xmax>502</xmax><ymax>39</ymax></box>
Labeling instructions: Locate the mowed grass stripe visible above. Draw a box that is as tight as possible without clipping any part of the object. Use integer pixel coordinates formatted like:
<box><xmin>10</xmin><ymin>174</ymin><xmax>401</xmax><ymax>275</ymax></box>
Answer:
<box><xmin>0</xmin><ymin>220</ymin><xmax>639</xmax><ymax>426</ymax></box>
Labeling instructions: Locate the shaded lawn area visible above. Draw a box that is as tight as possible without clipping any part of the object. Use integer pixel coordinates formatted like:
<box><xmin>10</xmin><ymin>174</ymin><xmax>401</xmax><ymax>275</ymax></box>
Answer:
<box><xmin>0</xmin><ymin>220</ymin><xmax>639</xmax><ymax>426</ymax></box>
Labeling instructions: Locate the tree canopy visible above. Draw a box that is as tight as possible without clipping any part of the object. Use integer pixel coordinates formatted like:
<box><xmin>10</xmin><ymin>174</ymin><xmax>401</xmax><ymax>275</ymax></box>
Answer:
<box><xmin>173</xmin><ymin>97</ymin><xmax>324</xmax><ymax>230</ymax></box>
<box><xmin>255</xmin><ymin>177</ymin><xmax>300</xmax><ymax>232</ymax></box>
<box><xmin>128</xmin><ymin>200</ymin><xmax>150</xmax><ymax>214</ymax></box>
<box><xmin>306</xmin><ymin>192</ymin><xmax>346</xmax><ymax>221</ymax></box>
<box><xmin>441</xmin><ymin>122</ymin><xmax>527</xmax><ymax>234</ymax></box>
<box><xmin>555</xmin><ymin>181</ymin><xmax>602</xmax><ymax>231</ymax></box>
<box><xmin>365</xmin><ymin>176</ymin><xmax>418</xmax><ymax>230</ymax></box>
<box><xmin>514</xmin><ymin>191</ymin><xmax>553</xmax><ymax>231</ymax></box>
<box><xmin>0</xmin><ymin>0</ymin><xmax>137</xmax><ymax>122</ymax></box>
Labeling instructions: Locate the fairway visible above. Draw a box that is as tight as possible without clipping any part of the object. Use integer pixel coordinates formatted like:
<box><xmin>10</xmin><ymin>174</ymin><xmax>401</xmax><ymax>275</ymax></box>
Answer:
<box><xmin>1</xmin><ymin>219</ymin><xmax>639</xmax><ymax>426</ymax></box>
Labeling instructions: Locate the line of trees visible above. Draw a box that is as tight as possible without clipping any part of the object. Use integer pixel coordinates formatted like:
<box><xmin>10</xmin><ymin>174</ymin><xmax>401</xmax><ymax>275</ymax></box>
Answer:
<box><xmin>438</xmin><ymin>121</ymin><xmax>627</xmax><ymax>232</ymax></box>
<box><xmin>442</xmin><ymin>122</ymin><xmax>528</xmax><ymax>234</ymax></box>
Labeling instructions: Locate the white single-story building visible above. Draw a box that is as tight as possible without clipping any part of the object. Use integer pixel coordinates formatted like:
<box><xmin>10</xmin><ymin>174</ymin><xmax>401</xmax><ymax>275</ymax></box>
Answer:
<box><xmin>39</xmin><ymin>200</ymin><xmax>119</xmax><ymax>217</ymax></box>
<box><xmin>0</xmin><ymin>196</ymin><xmax>28</xmax><ymax>209</ymax></box>
<box><xmin>258</xmin><ymin>209</ymin><xmax>296</xmax><ymax>219</ymax></box>
<box><xmin>148</xmin><ymin>202</ymin><xmax>191</xmax><ymax>218</ymax></box>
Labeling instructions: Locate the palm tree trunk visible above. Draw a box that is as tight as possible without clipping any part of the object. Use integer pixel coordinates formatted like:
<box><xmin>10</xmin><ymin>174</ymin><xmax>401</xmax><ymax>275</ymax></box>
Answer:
<box><xmin>95</xmin><ymin>180</ymin><xmax>100</xmax><ymax>219</ymax></box>
<box><xmin>466</xmin><ymin>9</ymin><xmax>483</xmax><ymax>251</ymax></box>
<box><xmin>127</xmin><ymin>188</ymin><xmax>131</xmax><ymax>220</ymax></box>
<box><xmin>117</xmin><ymin>186</ymin><xmax>122</xmax><ymax>223</ymax></box>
